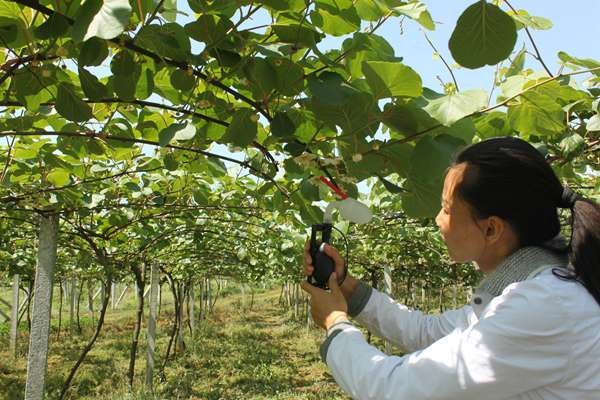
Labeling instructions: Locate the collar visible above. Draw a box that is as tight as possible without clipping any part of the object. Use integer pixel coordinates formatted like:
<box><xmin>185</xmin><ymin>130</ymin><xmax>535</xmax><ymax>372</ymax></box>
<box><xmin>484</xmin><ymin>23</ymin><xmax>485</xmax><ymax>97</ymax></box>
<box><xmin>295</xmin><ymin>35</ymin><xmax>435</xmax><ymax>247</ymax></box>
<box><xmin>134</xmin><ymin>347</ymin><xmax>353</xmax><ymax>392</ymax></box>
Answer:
<box><xmin>470</xmin><ymin>240</ymin><xmax>569</xmax><ymax>318</ymax></box>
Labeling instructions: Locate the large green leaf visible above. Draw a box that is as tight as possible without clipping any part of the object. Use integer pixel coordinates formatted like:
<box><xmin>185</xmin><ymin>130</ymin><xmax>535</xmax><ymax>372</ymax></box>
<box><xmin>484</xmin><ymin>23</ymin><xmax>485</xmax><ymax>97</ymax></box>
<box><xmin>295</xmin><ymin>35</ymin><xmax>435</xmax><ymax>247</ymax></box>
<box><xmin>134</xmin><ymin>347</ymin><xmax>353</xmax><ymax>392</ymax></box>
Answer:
<box><xmin>402</xmin><ymin>135</ymin><xmax>465</xmax><ymax>218</ymax></box>
<box><xmin>79</xmin><ymin>67</ymin><xmax>108</xmax><ymax>100</ymax></box>
<box><xmin>392</xmin><ymin>0</ymin><xmax>435</xmax><ymax>30</ymax></box>
<box><xmin>47</xmin><ymin>168</ymin><xmax>71</xmax><ymax>186</ymax></box>
<box><xmin>222</xmin><ymin>109</ymin><xmax>258</xmax><ymax>147</ymax></box>
<box><xmin>423</xmin><ymin>89</ymin><xmax>488</xmax><ymax>126</ymax></box>
<box><xmin>184</xmin><ymin>14</ymin><xmax>233</xmax><ymax>47</ymax></box>
<box><xmin>474</xmin><ymin>111</ymin><xmax>512</xmax><ymax>138</ymax></box>
<box><xmin>244</xmin><ymin>58</ymin><xmax>277</xmax><ymax>99</ymax></box>
<box><xmin>272</xmin><ymin>24</ymin><xmax>323</xmax><ymax>48</ymax></box>
<box><xmin>507</xmin><ymin>91</ymin><xmax>565</xmax><ymax>137</ymax></box>
<box><xmin>56</xmin><ymin>83</ymin><xmax>94</xmax><ymax>122</ymax></box>
<box><xmin>135</xmin><ymin>23</ymin><xmax>191</xmax><ymax>62</ymax></box>
<box><xmin>79</xmin><ymin>37</ymin><xmax>109</xmax><ymax>66</ymax></box>
<box><xmin>34</xmin><ymin>13</ymin><xmax>70</xmax><ymax>39</ymax></box>
<box><xmin>310</xmin><ymin>7</ymin><xmax>360</xmax><ymax>36</ymax></box>
<box><xmin>449</xmin><ymin>1</ymin><xmax>517</xmax><ymax>69</ymax></box>
<box><xmin>71</xmin><ymin>0</ymin><xmax>132</xmax><ymax>42</ymax></box>
<box><xmin>362</xmin><ymin>61</ymin><xmax>422</xmax><ymax>99</ymax></box>
<box><xmin>308</xmin><ymin>73</ymin><xmax>380</xmax><ymax>136</ymax></box>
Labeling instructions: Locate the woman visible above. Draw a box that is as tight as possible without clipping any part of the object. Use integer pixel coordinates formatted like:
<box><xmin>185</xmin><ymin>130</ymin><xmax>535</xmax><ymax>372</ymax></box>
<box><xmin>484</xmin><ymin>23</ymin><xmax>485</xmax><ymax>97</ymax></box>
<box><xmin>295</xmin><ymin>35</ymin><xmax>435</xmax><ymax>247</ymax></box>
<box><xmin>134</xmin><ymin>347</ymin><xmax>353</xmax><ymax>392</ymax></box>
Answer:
<box><xmin>302</xmin><ymin>136</ymin><xmax>600</xmax><ymax>399</ymax></box>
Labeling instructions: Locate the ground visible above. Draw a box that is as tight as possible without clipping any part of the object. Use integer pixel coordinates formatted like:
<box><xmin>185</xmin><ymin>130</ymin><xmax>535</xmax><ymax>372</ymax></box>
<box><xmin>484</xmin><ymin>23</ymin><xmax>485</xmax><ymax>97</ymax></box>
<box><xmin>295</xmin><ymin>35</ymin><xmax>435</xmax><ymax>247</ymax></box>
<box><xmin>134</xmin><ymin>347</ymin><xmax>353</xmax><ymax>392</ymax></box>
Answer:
<box><xmin>0</xmin><ymin>285</ymin><xmax>354</xmax><ymax>399</ymax></box>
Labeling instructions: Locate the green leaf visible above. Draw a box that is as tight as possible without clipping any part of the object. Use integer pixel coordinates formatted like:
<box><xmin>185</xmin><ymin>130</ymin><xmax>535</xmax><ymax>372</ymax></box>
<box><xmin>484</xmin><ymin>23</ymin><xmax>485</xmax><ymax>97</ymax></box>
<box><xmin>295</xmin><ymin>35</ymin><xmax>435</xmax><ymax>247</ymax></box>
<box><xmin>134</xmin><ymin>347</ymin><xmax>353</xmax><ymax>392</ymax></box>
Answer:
<box><xmin>184</xmin><ymin>14</ymin><xmax>233</xmax><ymax>47</ymax></box>
<box><xmin>362</xmin><ymin>61</ymin><xmax>422</xmax><ymax>99</ymax></box>
<box><xmin>271</xmin><ymin>112</ymin><xmax>296</xmax><ymax>138</ymax></box>
<box><xmin>79</xmin><ymin>67</ymin><xmax>108</xmax><ymax>100</ymax></box>
<box><xmin>79</xmin><ymin>37</ymin><xmax>109</xmax><ymax>66</ymax></box>
<box><xmin>507</xmin><ymin>91</ymin><xmax>565</xmax><ymax>137</ymax></box>
<box><xmin>308</xmin><ymin>73</ymin><xmax>380</xmax><ymax>136</ymax></box>
<box><xmin>474</xmin><ymin>111</ymin><xmax>512</xmax><ymax>138</ymax></box>
<box><xmin>587</xmin><ymin>114</ymin><xmax>600</xmax><ymax>131</ymax></box>
<box><xmin>159</xmin><ymin>123</ymin><xmax>195</xmax><ymax>146</ymax></box>
<box><xmin>560</xmin><ymin>133</ymin><xmax>585</xmax><ymax>155</ymax></box>
<box><xmin>272</xmin><ymin>24</ymin><xmax>323</xmax><ymax>48</ymax></box>
<box><xmin>170</xmin><ymin>68</ymin><xmax>195</xmax><ymax>91</ymax></box>
<box><xmin>300</xmin><ymin>178</ymin><xmax>320</xmax><ymax>201</ymax></box>
<box><xmin>291</xmin><ymin>192</ymin><xmax>323</xmax><ymax>225</ymax></box>
<box><xmin>111</xmin><ymin>50</ymin><xmax>141</xmax><ymax>101</ymax></box>
<box><xmin>402</xmin><ymin>134</ymin><xmax>465</xmax><ymax>218</ymax></box>
<box><xmin>506</xmin><ymin>45</ymin><xmax>526</xmax><ymax>77</ymax></box>
<box><xmin>392</xmin><ymin>1</ymin><xmax>435</xmax><ymax>30</ymax></box>
<box><xmin>268</xmin><ymin>57</ymin><xmax>305</xmax><ymax>96</ymax></box>
<box><xmin>135</xmin><ymin>23</ymin><xmax>191</xmax><ymax>62</ymax></box>
<box><xmin>71</xmin><ymin>0</ymin><xmax>132</xmax><ymax>42</ymax></box>
<box><xmin>355</xmin><ymin>0</ymin><xmax>387</xmax><ymax>21</ymax></box>
<box><xmin>310</xmin><ymin>7</ymin><xmax>360</xmax><ymax>36</ymax></box>
<box><xmin>509</xmin><ymin>10</ymin><xmax>553</xmax><ymax>30</ymax></box>
<box><xmin>244</xmin><ymin>58</ymin><xmax>277</xmax><ymax>98</ymax></box>
<box><xmin>558</xmin><ymin>51</ymin><xmax>600</xmax><ymax>73</ymax></box>
<box><xmin>34</xmin><ymin>13</ymin><xmax>70</xmax><ymax>39</ymax></box>
<box><xmin>223</xmin><ymin>109</ymin><xmax>258</xmax><ymax>147</ymax></box>
<box><xmin>164</xmin><ymin>153</ymin><xmax>179</xmax><ymax>170</ymax></box>
<box><xmin>136</xmin><ymin>67</ymin><xmax>155</xmax><ymax>100</ymax></box>
<box><xmin>379</xmin><ymin>175</ymin><xmax>405</xmax><ymax>193</ymax></box>
<box><xmin>209</xmin><ymin>47</ymin><xmax>241</xmax><ymax>67</ymax></box>
<box><xmin>449</xmin><ymin>1</ymin><xmax>517</xmax><ymax>69</ymax></box>
<box><xmin>56</xmin><ymin>83</ymin><xmax>94</xmax><ymax>122</ymax></box>
<box><xmin>423</xmin><ymin>89</ymin><xmax>488</xmax><ymax>126</ymax></box>
<box><xmin>47</xmin><ymin>168</ymin><xmax>70</xmax><ymax>186</ymax></box>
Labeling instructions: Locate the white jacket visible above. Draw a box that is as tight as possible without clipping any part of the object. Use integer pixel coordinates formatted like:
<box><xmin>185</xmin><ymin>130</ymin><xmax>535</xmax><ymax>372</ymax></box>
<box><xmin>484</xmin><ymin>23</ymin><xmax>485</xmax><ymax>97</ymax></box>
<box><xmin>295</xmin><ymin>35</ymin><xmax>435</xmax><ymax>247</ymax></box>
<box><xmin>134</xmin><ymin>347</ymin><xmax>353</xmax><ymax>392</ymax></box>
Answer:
<box><xmin>322</xmin><ymin>268</ymin><xmax>600</xmax><ymax>399</ymax></box>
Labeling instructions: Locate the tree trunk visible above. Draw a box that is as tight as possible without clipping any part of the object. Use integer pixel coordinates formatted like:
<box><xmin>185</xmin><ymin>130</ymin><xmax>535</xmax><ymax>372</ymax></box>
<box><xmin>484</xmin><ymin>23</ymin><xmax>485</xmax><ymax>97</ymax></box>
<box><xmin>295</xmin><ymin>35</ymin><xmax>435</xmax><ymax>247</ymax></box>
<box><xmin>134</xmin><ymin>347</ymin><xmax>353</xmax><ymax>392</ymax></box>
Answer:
<box><xmin>127</xmin><ymin>265</ymin><xmax>145</xmax><ymax>388</ymax></box>
<box><xmin>59</xmin><ymin>278</ymin><xmax>111</xmax><ymax>400</ymax></box>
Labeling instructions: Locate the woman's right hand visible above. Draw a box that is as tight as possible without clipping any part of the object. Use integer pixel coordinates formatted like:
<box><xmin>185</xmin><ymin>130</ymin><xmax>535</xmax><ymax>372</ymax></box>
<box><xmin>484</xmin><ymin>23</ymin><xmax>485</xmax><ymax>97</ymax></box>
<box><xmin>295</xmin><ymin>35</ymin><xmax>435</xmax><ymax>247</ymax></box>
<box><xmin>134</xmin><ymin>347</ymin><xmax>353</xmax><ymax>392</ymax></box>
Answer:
<box><xmin>303</xmin><ymin>241</ymin><xmax>359</xmax><ymax>301</ymax></box>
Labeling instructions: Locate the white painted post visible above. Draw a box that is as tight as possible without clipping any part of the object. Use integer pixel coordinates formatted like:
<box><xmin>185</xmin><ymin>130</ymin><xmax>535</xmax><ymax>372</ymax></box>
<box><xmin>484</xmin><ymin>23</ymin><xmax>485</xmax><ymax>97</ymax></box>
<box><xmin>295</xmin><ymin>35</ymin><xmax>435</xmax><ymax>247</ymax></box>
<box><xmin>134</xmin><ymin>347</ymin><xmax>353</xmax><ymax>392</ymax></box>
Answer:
<box><xmin>24</xmin><ymin>213</ymin><xmax>59</xmax><ymax>400</ymax></box>
<box><xmin>111</xmin><ymin>281</ymin><xmax>117</xmax><ymax>310</ymax></box>
<box><xmin>115</xmin><ymin>285</ymin><xmax>129</xmax><ymax>308</ymax></box>
<box><xmin>70</xmin><ymin>276</ymin><xmax>76</xmax><ymax>328</ymax></box>
<box><xmin>10</xmin><ymin>274</ymin><xmax>20</xmax><ymax>358</ymax></box>
<box><xmin>145</xmin><ymin>263</ymin><xmax>159</xmax><ymax>389</ymax></box>
<box><xmin>189</xmin><ymin>283</ymin><xmax>195</xmax><ymax>336</ymax></box>
<box><xmin>383</xmin><ymin>265</ymin><xmax>393</xmax><ymax>354</ymax></box>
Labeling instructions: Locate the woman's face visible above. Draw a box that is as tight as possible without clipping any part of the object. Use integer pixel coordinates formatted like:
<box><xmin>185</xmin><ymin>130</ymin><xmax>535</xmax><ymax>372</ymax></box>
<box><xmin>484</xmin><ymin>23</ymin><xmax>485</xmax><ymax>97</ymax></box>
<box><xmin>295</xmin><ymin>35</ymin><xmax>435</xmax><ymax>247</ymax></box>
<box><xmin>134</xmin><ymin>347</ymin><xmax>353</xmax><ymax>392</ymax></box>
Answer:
<box><xmin>435</xmin><ymin>164</ymin><xmax>488</xmax><ymax>264</ymax></box>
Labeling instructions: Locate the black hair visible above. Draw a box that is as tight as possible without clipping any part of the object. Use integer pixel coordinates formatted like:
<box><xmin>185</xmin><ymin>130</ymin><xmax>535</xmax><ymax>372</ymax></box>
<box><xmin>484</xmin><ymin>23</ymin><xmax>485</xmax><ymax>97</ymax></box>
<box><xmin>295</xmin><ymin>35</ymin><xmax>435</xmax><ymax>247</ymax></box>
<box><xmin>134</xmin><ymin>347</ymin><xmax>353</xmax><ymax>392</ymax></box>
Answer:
<box><xmin>452</xmin><ymin>136</ymin><xmax>600</xmax><ymax>306</ymax></box>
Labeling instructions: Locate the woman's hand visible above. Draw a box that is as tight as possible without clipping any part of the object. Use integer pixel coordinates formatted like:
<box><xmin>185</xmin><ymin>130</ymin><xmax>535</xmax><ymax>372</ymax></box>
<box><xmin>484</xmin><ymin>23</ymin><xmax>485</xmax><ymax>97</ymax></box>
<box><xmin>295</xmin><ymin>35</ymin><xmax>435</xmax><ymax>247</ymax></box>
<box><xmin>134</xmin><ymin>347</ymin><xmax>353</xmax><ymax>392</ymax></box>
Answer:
<box><xmin>303</xmin><ymin>241</ymin><xmax>360</xmax><ymax>301</ymax></box>
<box><xmin>301</xmin><ymin>273</ymin><xmax>348</xmax><ymax>330</ymax></box>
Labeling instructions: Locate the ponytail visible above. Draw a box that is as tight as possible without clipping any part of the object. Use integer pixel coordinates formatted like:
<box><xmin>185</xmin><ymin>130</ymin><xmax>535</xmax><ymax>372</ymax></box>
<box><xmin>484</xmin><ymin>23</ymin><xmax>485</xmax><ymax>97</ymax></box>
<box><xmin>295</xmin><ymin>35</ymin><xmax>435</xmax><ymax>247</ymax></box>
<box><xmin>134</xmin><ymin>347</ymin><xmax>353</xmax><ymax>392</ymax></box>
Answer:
<box><xmin>566</xmin><ymin>198</ymin><xmax>600</xmax><ymax>306</ymax></box>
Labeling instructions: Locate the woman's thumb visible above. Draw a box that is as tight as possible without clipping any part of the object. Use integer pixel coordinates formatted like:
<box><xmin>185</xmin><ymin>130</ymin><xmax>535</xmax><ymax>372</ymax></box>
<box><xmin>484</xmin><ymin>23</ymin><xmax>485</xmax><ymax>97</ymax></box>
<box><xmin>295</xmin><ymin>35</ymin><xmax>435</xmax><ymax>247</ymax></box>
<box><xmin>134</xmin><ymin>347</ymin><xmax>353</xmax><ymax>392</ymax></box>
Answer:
<box><xmin>328</xmin><ymin>272</ymin><xmax>341</xmax><ymax>295</ymax></box>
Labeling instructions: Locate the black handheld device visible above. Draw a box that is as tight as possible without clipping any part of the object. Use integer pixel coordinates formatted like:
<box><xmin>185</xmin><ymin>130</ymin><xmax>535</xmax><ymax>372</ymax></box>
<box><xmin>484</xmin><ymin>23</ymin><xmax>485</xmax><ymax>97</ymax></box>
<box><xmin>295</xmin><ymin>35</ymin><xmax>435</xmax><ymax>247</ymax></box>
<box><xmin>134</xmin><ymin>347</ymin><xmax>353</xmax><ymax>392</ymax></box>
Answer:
<box><xmin>307</xmin><ymin>223</ymin><xmax>335</xmax><ymax>289</ymax></box>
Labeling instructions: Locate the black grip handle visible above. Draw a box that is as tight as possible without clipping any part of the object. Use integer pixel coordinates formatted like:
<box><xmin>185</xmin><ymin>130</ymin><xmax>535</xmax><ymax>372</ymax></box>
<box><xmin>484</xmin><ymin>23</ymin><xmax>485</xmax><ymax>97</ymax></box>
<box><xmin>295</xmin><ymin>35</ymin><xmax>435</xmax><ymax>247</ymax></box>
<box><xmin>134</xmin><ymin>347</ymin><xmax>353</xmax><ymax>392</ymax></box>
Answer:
<box><xmin>308</xmin><ymin>224</ymin><xmax>334</xmax><ymax>289</ymax></box>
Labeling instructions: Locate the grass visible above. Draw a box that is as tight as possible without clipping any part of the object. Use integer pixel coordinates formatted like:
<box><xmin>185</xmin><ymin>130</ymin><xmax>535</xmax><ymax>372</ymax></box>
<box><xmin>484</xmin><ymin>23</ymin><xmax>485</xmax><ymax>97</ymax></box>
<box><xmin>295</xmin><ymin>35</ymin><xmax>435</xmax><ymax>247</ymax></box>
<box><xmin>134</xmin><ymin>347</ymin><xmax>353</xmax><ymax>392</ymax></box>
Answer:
<box><xmin>0</xmin><ymin>285</ymin><xmax>352</xmax><ymax>400</ymax></box>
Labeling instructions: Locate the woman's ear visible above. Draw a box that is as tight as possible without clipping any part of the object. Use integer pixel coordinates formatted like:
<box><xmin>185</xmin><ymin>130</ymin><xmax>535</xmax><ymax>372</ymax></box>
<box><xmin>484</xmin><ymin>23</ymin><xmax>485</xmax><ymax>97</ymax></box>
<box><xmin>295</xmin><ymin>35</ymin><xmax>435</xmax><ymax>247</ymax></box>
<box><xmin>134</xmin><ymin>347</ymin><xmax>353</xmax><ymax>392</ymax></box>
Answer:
<box><xmin>484</xmin><ymin>216</ymin><xmax>505</xmax><ymax>244</ymax></box>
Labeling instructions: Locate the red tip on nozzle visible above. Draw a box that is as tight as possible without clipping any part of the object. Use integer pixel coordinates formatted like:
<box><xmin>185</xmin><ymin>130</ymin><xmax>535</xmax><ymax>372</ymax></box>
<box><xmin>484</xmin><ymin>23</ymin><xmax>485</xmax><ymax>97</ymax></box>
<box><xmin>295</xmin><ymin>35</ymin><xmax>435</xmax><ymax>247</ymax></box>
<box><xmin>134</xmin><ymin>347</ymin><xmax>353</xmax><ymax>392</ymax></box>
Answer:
<box><xmin>319</xmin><ymin>176</ymin><xmax>348</xmax><ymax>200</ymax></box>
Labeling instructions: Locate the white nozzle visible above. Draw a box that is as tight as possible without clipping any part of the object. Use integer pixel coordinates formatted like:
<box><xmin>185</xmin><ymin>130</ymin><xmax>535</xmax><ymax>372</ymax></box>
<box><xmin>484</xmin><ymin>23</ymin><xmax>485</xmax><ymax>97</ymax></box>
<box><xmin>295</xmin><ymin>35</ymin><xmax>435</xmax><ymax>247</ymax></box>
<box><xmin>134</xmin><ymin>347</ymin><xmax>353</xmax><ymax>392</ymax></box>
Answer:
<box><xmin>324</xmin><ymin>198</ymin><xmax>372</xmax><ymax>224</ymax></box>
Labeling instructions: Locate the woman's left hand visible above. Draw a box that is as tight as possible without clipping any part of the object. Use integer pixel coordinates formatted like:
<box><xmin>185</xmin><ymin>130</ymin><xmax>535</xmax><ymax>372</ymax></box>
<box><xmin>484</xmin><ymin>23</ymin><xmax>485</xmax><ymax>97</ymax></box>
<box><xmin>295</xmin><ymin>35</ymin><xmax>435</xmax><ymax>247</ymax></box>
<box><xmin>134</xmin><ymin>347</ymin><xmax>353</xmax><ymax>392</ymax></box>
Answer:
<box><xmin>301</xmin><ymin>272</ymin><xmax>349</xmax><ymax>330</ymax></box>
